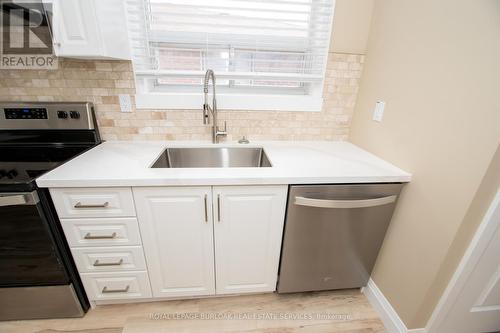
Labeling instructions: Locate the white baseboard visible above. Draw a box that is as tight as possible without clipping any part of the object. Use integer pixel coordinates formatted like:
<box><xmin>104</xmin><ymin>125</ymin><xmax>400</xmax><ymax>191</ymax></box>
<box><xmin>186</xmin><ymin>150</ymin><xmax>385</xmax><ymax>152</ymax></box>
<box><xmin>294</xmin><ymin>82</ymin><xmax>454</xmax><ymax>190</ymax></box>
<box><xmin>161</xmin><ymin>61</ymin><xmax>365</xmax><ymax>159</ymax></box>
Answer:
<box><xmin>362</xmin><ymin>278</ymin><xmax>426</xmax><ymax>333</ymax></box>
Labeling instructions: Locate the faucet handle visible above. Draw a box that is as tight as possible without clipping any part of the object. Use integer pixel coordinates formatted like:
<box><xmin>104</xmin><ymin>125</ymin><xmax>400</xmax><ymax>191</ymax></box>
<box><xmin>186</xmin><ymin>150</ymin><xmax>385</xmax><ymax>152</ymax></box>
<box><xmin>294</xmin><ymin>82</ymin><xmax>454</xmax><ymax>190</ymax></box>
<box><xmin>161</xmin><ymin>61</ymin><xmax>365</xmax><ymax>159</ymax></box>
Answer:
<box><xmin>218</xmin><ymin>121</ymin><xmax>227</xmax><ymax>133</ymax></box>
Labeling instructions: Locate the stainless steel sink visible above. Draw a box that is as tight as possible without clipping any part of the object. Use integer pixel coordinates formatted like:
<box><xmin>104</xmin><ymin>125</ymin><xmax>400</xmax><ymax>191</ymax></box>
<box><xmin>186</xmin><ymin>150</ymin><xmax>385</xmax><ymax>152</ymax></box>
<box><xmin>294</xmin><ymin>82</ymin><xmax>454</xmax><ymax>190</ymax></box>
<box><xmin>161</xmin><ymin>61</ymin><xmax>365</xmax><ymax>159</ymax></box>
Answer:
<box><xmin>151</xmin><ymin>147</ymin><xmax>272</xmax><ymax>168</ymax></box>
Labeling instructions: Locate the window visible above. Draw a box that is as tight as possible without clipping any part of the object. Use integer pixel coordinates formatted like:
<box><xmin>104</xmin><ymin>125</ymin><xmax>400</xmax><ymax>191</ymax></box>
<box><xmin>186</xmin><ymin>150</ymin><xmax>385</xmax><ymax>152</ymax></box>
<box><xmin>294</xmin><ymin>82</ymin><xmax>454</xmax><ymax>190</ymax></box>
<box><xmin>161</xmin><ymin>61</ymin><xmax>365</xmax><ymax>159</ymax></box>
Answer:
<box><xmin>125</xmin><ymin>0</ymin><xmax>335</xmax><ymax>111</ymax></box>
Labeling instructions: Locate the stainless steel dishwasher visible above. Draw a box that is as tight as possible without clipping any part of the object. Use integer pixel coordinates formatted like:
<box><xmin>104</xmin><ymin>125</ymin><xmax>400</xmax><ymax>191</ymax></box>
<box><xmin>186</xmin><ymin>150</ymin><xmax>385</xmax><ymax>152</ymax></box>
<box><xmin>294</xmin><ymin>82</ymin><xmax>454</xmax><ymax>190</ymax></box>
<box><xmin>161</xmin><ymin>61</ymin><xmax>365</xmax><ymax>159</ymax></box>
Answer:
<box><xmin>277</xmin><ymin>183</ymin><xmax>404</xmax><ymax>293</ymax></box>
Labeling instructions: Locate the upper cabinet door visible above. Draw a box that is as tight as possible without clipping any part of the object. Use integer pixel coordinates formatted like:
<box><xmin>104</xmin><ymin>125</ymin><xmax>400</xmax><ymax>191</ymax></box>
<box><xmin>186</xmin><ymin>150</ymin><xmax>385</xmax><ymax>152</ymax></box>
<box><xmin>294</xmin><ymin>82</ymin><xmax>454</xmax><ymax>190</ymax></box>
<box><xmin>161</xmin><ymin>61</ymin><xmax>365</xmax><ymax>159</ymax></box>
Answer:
<box><xmin>133</xmin><ymin>187</ymin><xmax>215</xmax><ymax>298</ymax></box>
<box><xmin>213</xmin><ymin>185</ymin><xmax>288</xmax><ymax>295</ymax></box>
<box><xmin>50</xmin><ymin>0</ymin><xmax>130</xmax><ymax>59</ymax></box>
<box><xmin>51</xmin><ymin>0</ymin><xmax>102</xmax><ymax>57</ymax></box>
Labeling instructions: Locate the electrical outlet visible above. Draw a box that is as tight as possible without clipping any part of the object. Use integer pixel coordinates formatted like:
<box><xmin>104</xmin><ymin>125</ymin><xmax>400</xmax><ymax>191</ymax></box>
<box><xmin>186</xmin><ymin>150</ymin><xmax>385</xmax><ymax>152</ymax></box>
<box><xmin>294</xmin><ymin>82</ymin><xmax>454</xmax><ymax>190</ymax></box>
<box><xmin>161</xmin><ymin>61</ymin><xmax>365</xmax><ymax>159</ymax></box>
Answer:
<box><xmin>372</xmin><ymin>101</ymin><xmax>385</xmax><ymax>122</ymax></box>
<box><xmin>119</xmin><ymin>94</ymin><xmax>132</xmax><ymax>113</ymax></box>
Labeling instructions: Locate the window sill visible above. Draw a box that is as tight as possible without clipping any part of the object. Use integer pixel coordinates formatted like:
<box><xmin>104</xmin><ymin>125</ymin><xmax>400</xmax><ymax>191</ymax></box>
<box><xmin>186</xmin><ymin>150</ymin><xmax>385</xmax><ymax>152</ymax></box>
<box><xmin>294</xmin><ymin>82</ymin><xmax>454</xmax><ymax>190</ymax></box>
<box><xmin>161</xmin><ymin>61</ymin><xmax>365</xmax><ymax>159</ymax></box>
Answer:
<box><xmin>135</xmin><ymin>93</ymin><xmax>323</xmax><ymax>112</ymax></box>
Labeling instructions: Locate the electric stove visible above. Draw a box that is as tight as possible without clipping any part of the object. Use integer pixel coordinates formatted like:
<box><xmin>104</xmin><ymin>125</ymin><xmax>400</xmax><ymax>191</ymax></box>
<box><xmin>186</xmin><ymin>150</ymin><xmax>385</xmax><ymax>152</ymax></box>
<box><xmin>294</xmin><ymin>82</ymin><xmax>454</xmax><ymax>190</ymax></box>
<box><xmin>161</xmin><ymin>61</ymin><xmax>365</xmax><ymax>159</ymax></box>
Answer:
<box><xmin>0</xmin><ymin>102</ymin><xmax>101</xmax><ymax>320</ymax></box>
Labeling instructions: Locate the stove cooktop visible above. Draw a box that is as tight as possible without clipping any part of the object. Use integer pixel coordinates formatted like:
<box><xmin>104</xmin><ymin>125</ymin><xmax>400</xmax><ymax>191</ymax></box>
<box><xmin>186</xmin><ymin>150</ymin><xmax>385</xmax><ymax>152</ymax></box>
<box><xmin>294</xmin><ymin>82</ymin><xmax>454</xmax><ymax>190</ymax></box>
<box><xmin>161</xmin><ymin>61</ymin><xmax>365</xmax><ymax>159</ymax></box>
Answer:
<box><xmin>0</xmin><ymin>102</ymin><xmax>101</xmax><ymax>192</ymax></box>
<box><xmin>0</xmin><ymin>145</ymin><xmax>91</xmax><ymax>191</ymax></box>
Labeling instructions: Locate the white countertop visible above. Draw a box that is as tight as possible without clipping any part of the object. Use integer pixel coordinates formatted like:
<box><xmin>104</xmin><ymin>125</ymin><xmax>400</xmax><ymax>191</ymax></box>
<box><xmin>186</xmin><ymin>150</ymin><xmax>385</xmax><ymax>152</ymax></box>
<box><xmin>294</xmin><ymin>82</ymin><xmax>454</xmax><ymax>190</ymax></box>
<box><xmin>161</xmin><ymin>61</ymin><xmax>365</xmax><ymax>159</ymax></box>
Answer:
<box><xmin>36</xmin><ymin>141</ymin><xmax>411</xmax><ymax>188</ymax></box>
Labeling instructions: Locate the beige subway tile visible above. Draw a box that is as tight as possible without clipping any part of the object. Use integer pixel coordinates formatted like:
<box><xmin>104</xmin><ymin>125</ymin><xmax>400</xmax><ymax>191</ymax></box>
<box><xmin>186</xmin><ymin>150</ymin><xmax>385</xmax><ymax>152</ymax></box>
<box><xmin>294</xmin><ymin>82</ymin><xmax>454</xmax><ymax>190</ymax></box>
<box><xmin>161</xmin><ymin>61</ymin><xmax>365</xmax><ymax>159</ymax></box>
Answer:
<box><xmin>101</xmin><ymin>72</ymin><xmax>119</xmax><ymax>80</ymax></box>
<box><xmin>98</xmin><ymin>119</ymin><xmax>115</xmax><ymax>127</ymax></box>
<box><xmin>36</xmin><ymin>96</ymin><xmax>55</xmax><ymax>102</ymax></box>
<box><xmin>31</xmin><ymin>79</ymin><xmax>50</xmax><ymax>87</ymax></box>
<box><xmin>115</xmin><ymin>80</ymin><xmax>134</xmax><ymax>89</ymax></box>
<box><xmin>102</xmin><ymin>96</ymin><xmax>119</xmax><ymax>104</ymax></box>
<box><xmin>96</xmin><ymin>80</ymin><xmax>113</xmax><ymax>88</ymax></box>
<box><xmin>61</xmin><ymin>60</ymin><xmax>96</xmax><ymax>70</ymax></box>
<box><xmin>87</xmin><ymin>71</ymin><xmax>111</xmax><ymax>80</ymax></box>
<box><xmin>95</xmin><ymin>62</ymin><xmax>113</xmax><ymax>72</ymax></box>
<box><xmin>112</xmin><ymin>62</ymin><xmax>132</xmax><ymax>72</ymax></box>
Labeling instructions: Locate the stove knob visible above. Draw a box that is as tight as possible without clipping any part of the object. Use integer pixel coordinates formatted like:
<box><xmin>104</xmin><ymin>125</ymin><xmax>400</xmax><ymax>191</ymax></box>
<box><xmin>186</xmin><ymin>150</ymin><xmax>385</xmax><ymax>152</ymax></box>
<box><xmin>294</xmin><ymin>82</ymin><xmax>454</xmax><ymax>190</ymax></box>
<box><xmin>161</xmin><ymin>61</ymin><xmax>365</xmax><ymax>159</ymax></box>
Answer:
<box><xmin>6</xmin><ymin>169</ymin><xmax>18</xmax><ymax>179</ymax></box>
<box><xmin>70</xmin><ymin>111</ymin><xmax>80</xmax><ymax>119</ymax></box>
<box><xmin>57</xmin><ymin>111</ymin><xmax>68</xmax><ymax>119</ymax></box>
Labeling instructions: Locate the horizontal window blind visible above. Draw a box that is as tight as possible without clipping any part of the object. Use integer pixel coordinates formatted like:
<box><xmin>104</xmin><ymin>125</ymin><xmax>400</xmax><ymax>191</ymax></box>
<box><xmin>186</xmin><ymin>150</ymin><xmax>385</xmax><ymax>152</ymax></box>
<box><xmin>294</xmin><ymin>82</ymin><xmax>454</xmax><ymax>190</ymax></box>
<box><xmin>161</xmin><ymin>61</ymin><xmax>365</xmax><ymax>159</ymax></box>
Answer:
<box><xmin>126</xmin><ymin>0</ymin><xmax>335</xmax><ymax>92</ymax></box>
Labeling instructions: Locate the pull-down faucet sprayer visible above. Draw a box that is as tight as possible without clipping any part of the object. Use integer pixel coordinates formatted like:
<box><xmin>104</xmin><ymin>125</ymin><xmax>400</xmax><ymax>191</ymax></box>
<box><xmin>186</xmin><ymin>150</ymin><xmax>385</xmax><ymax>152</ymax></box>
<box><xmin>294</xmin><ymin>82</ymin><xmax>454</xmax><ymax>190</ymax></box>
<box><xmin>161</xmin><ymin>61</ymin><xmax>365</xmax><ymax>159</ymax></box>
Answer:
<box><xmin>203</xmin><ymin>69</ymin><xmax>227</xmax><ymax>143</ymax></box>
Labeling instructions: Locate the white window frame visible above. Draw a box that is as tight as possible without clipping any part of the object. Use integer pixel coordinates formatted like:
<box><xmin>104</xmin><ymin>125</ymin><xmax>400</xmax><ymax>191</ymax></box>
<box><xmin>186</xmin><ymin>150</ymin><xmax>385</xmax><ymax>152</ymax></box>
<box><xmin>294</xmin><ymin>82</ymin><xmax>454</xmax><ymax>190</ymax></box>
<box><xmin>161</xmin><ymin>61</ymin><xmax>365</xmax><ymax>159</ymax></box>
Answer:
<box><xmin>136</xmin><ymin>91</ymin><xmax>324</xmax><ymax>111</ymax></box>
<box><xmin>130</xmin><ymin>1</ymin><xmax>335</xmax><ymax>112</ymax></box>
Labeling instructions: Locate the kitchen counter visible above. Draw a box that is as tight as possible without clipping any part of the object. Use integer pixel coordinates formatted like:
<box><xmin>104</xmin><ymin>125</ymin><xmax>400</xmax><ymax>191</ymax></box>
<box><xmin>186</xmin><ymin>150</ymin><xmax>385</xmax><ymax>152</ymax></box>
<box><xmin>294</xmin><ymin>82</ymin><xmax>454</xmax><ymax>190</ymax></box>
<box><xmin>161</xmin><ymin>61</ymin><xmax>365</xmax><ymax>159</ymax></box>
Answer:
<box><xmin>36</xmin><ymin>141</ymin><xmax>411</xmax><ymax>188</ymax></box>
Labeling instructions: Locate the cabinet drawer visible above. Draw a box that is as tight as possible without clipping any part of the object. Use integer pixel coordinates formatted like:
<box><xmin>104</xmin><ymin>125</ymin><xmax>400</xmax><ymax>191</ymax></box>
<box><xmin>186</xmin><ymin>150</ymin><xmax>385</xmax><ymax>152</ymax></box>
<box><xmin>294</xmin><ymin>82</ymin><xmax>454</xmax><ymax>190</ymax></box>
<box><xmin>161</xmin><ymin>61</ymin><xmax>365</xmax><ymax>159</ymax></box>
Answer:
<box><xmin>50</xmin><ymin>188</ymin><xmax>135</xmax><ymax>218</ymax></box>
<box><xmin>80</xmin><ymin>271</ymin><xmax>152</xmax><ymax>300</ymax></box>
<box><xmin>61</xmin><ymin>218</ymin><xmax>141</xmax><ymax>247</ymax></box>
<box><xmin>71</xmin><ymin>246</ymin><xmax>147</xmax><ymax>273</ymax></box>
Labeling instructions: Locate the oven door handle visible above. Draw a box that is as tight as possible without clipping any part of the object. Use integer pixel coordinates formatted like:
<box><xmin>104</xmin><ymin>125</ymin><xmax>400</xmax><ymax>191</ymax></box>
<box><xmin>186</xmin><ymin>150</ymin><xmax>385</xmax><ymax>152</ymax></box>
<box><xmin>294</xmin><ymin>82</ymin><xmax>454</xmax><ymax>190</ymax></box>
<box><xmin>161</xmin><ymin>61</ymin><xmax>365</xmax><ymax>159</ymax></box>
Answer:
<box><xmin>0</xmin><ymin>192</ymin><xmax>39</xmax><ymax>207</ymax></box>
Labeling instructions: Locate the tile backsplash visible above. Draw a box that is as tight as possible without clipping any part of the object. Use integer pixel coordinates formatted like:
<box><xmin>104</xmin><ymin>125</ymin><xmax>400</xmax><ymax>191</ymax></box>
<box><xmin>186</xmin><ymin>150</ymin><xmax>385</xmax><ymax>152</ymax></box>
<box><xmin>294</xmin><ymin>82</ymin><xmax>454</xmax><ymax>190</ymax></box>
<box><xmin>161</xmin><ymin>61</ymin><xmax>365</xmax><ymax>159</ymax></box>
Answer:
<box><xmin>0</xmin><ymin>52</ymin><xmax>363</xmax><ymax>141</ymax></box>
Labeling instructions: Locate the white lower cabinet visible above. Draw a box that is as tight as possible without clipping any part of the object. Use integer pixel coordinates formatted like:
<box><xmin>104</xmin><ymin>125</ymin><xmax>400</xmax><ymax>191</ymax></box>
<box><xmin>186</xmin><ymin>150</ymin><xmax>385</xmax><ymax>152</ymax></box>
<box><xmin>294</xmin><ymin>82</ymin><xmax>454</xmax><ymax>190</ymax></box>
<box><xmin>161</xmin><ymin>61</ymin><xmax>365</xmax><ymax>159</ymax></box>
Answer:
<box><xmin>54</xmin><ymin>185</ymin><xmax>287</xmax><ymax>303</ymax></box>
<box><xmin>213</xmin><ymin>186</ymin><xmax>287</xmax><ymax>294</ymax></box>
<box><xmin>133</xmin><ymin>185</ymin><xmax>287</xmax><ymax>298</ymax></box>
<box><xmin>133</xmin><ymin>187</ymin><xmax>216</xmax><ymax>298</ymax></box>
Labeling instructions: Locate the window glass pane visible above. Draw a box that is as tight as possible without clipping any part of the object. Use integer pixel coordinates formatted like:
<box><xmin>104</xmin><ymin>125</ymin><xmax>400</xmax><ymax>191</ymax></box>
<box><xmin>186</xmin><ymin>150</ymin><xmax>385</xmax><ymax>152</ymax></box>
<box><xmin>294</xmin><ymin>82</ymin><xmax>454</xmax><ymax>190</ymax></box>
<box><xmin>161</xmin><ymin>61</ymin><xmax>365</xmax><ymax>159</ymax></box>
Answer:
<box><xmin>157</xmin><ymin>48</ymin><xmax>201</xmax><ymax>85</ymax></box>
<box><xmin>126</xmin><ymin>0</ymin><xmax>334</xmax><ymax>96</ymax></box>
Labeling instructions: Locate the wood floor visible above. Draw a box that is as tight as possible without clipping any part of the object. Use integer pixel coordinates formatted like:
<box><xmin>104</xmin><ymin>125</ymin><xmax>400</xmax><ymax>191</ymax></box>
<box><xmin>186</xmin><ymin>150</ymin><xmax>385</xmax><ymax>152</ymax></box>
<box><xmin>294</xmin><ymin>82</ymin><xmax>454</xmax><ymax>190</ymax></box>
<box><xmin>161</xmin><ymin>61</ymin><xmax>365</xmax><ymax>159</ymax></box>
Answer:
<box><xmin>0</xmin><ymin>289</ymin><xmax>386</xmax><ymax>333</ymax></box>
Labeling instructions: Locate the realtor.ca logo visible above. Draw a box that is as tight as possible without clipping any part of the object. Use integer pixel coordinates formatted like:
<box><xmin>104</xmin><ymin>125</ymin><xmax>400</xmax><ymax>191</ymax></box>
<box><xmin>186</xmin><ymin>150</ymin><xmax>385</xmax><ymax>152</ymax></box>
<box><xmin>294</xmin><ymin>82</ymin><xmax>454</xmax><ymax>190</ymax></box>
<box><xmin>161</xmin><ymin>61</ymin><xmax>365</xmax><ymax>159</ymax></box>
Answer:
<box><xmin>1</xmin><ymin>0</ymin><xmax>58</xmax><ymax>69</ymax></box>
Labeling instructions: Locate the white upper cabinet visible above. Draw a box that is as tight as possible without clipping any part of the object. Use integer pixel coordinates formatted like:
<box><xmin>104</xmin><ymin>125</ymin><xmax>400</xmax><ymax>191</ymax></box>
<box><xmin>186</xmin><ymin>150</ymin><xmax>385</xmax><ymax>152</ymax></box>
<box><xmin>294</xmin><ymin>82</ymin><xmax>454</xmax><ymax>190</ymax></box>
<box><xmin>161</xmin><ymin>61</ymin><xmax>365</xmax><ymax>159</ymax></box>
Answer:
<box><xmin>133</xmin><ymin>187</ymin><xmax>216</xmax><ymax>298</ymax></box>
<box><xmin>49</xmin><ymin>0</ymin><xmax>130</xmax><ymax>59</ymax></box>
<box><xmin>213</xmin><ymin>186</ymin><xmax>288</xmax><ymax>295</ymax></box>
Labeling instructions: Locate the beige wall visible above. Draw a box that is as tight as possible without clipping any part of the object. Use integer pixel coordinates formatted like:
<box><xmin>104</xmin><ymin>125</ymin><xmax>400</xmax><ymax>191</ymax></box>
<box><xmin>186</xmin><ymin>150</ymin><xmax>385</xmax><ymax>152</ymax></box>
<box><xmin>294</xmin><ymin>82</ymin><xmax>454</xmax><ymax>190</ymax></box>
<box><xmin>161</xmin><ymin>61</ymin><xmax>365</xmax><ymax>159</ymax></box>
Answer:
<box><xmin>331</xmin><ymin>0</ymin><xmax>374</xmax><ymax>54</ymax></box>
<box><xmin>349</xmin><ymin>0</ymin><xmax>500</xmax><ymax>329</ymax></box>
<box><xmin>420</xmin><ymin>145</ymin><xmax>500</xmax><ymax>324</ymax></box>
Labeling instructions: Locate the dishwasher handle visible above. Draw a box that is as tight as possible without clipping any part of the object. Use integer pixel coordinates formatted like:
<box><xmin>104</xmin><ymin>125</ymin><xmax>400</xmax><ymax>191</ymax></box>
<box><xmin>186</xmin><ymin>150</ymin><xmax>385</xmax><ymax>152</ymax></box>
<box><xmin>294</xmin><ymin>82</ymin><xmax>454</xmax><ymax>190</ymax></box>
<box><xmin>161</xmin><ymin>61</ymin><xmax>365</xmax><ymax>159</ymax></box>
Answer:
<box><xmin>294</xmin><ymin>194</ymin><xmax>397</xmax><ymax>209</ymax></box>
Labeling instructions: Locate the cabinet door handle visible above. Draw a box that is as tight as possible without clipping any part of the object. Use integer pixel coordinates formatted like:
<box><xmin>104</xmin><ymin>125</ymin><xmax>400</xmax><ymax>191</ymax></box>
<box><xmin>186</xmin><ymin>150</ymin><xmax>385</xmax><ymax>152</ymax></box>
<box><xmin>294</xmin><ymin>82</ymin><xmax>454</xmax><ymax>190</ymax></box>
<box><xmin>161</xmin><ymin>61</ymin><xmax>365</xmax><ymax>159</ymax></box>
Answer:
<box><xmin>74</xmin><ymin>202</ymin><xmax>109</xmax><ymax>208</ymax></box>
<box><xmin>217</xmin><ymin>194</ymin><xmax>221</xmax><ymax>222</ymax></box>
<box><xmin>84</xmin><ymin>232</ymin><xmax>117</xmax><ymax>240</ymax></box>
<box><xmin>102</xmin><ymin>285</ymin><xmax>130</xmax><ymax>293</ymax></box>
<box><xmin>204</xmin><ymin>194</ymin><xmax>208</xmax><ymax>223</ymax></box>
<box><xmin>93</xmin><ymin>259</ymin><xmax>123</xmax><ymax>267</ymax></box>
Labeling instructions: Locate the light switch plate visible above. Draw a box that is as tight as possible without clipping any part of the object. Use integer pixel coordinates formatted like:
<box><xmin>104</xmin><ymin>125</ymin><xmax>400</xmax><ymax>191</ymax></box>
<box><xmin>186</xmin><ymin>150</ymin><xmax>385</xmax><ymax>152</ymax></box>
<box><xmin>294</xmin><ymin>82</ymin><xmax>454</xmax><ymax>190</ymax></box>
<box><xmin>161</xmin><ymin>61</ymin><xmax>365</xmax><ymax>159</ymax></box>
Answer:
<box><xmin>373</xmin><ymin>101</ymin><xmax>385</xmax><ymax>122</ymax></box>
<box><xmin>119</xmin><ymin>94</ymin><xmax>133</xmax><ymax>113</ymax></box>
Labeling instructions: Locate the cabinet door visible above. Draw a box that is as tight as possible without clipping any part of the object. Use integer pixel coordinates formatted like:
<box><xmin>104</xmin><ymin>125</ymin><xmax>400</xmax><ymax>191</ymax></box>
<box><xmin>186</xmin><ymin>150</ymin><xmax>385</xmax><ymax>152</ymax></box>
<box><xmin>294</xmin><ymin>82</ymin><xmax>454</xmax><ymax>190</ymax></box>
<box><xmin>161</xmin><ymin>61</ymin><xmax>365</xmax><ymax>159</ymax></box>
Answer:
<box><xmin>213</xmin><ymin>185</ymin><xmax>287</xmax><ymax>294</ymax></box>
<box><xmin>133</xmin><ymin>187</ymin><xmax>215</xmax><ymax>298</ymax></box>
<box><xmin>51</xmin><ymin>0</ymin><xmax>102</xmax><ymax>57</ymax></box>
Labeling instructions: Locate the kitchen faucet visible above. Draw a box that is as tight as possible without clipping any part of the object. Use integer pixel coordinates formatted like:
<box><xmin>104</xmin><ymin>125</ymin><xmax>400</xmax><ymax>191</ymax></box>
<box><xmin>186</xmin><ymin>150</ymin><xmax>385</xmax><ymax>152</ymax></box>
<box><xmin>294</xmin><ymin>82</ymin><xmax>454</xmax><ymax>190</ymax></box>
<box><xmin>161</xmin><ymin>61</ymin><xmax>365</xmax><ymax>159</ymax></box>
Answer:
<box><xmin>203</xmin><ymin>69</ymin><xmax>227</xmax><ymax>143</ymax></box>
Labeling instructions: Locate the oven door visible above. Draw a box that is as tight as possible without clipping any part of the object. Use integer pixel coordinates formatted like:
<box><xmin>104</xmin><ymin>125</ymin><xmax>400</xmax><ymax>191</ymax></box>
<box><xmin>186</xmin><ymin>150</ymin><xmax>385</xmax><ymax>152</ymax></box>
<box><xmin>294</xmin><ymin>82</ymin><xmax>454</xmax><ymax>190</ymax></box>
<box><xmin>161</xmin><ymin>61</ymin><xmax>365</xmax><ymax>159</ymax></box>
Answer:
<box><xmin>0</xmin><ymin>191</ymin><xmax>69</xmax><ymax>286</ymax></box>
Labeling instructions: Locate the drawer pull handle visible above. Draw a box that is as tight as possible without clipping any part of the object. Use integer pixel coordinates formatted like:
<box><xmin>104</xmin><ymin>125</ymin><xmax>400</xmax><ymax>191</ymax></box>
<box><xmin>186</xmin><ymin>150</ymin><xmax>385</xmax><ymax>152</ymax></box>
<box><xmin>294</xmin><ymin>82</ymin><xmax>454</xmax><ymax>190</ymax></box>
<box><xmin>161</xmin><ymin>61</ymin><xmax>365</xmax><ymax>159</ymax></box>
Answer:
<box><xmin>102</xmin><ymin>285</ymin><xmax>130</xmax><ymax>293</ymax></box>
<box><xmin>93</xmin><ymin>259</ymin><xmax>123</xmax><ymax>267</ymax></box>
<box><xmin>84</xmin><ymin>232</ymin><xmax>117</xmax><ymax>240</ymax></box>
<box><xmin>74</xmin><ymin>202</ymin><xmax>109</xmax><ymax>209</ymax></box>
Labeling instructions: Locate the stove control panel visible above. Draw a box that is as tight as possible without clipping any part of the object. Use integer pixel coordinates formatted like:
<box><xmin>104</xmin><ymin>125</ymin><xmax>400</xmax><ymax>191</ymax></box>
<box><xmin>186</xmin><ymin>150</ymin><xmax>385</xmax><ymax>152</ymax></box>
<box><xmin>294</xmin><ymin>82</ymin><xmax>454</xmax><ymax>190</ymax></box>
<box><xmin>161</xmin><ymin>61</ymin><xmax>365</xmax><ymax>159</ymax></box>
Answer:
<box><xmin>5</xmin><ymin>108</ymin><xmax>48</xmax><ymax>120</ymax></box>
<box><xmin>0</xmin><ymin>102</ymin><xmax>96</xmax><ymax>130</ymax></box>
